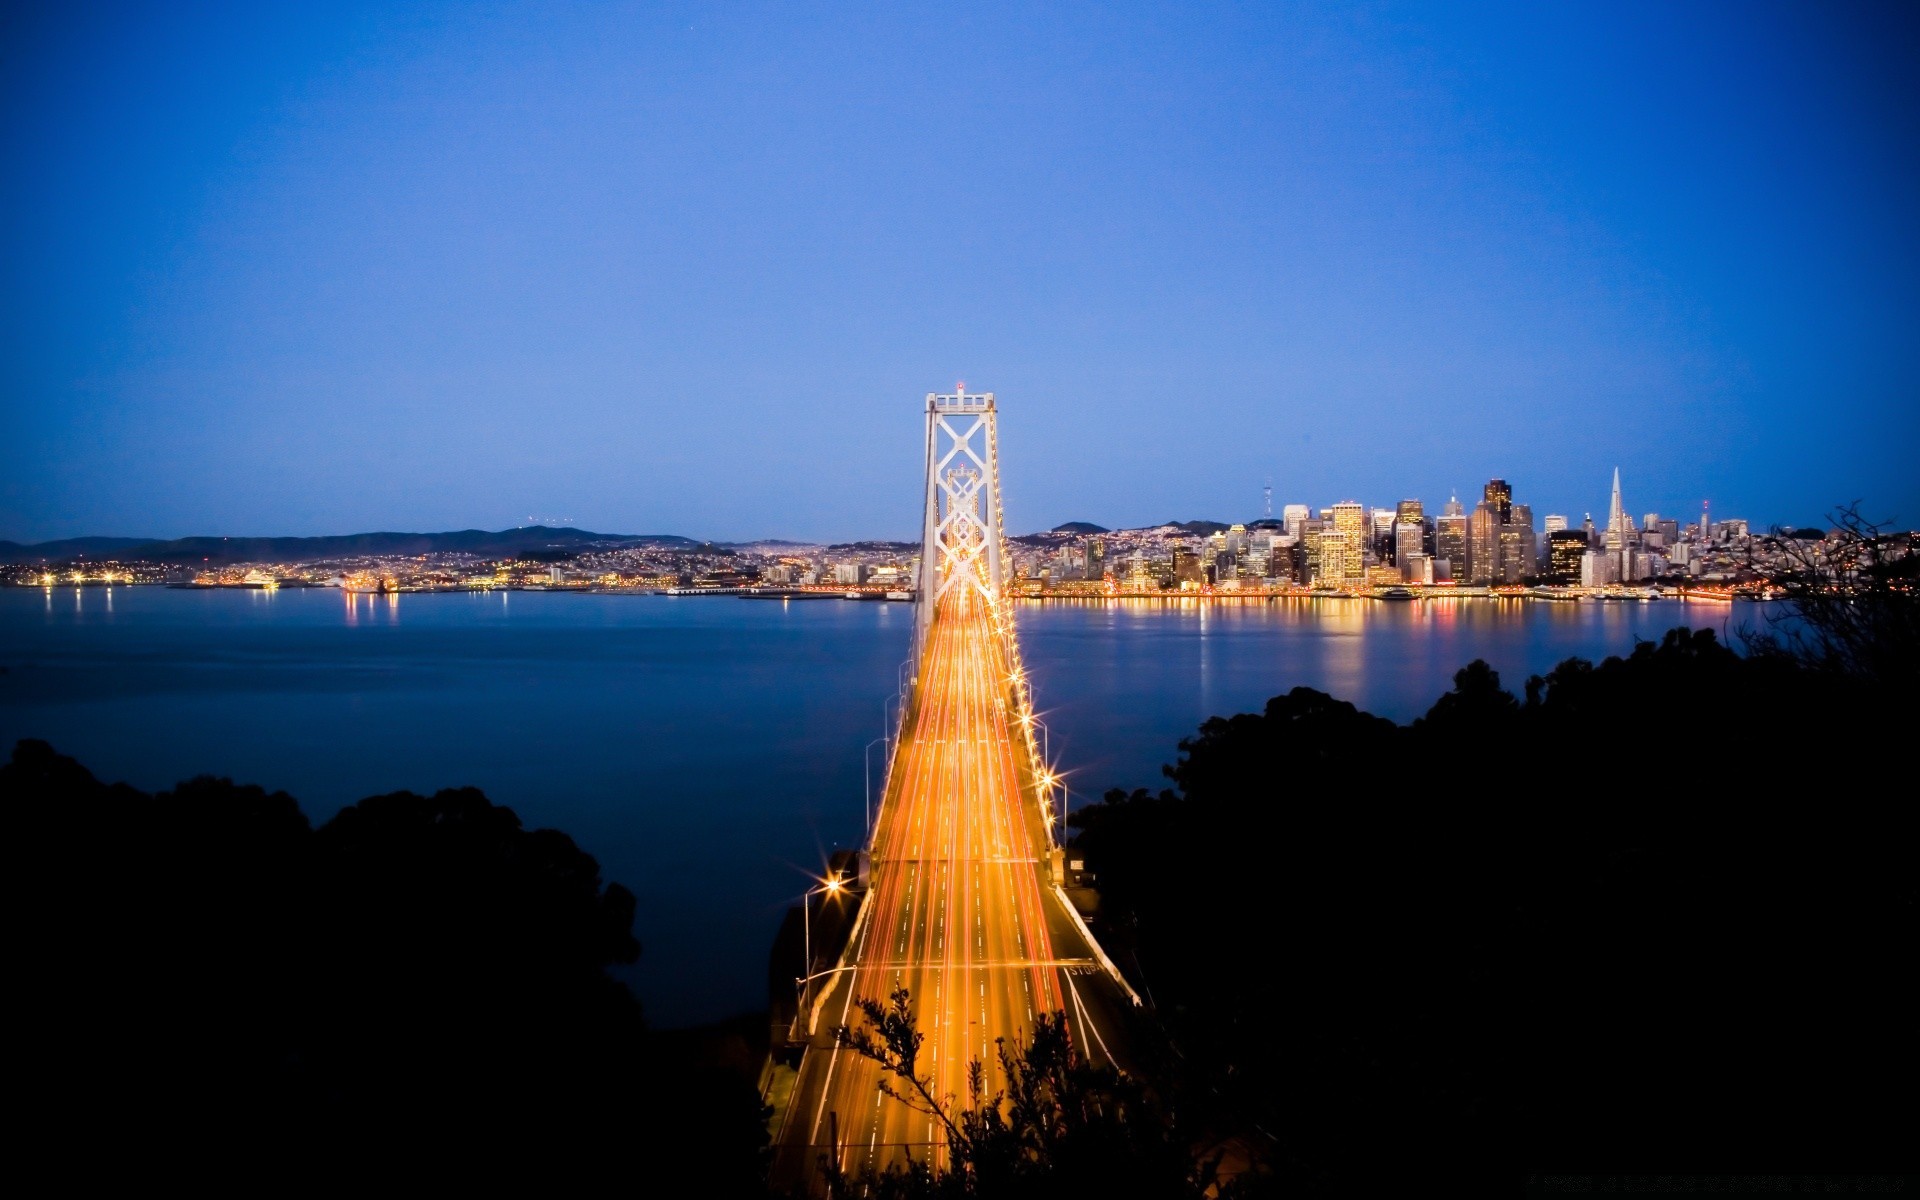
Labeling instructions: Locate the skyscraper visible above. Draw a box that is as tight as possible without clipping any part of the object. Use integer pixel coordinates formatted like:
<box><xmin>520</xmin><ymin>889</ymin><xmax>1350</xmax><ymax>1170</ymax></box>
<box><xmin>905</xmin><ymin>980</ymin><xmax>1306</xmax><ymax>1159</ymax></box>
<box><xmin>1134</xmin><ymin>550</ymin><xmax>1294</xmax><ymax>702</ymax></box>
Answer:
<box><xmin>1397</xmin><ymin>510</ymin><xmax>1428</xmax><ymax>564</ymax></box>
<box><xmin>1330</xmin><ymin>502</ymin><xmax>1367</xmax><ymax>582</ymax></box>
<box><xmin>1469</xmin><ymin>498</ymin><xmax>1499</xmax><ymax>584</ymax></box>
<box><xmin>1301</xmin><ymin>519</ymin><xmax>1325</xmax><ymax>579</ymax></box>
<box><xmin>1318</xmin><ymin>528</ymin><xmax>1349</xmax><ymax>586</ymax></box>
<box><xmin>1435</xmin><ymin>494</ymin><xmax>1467</xmax><ymax>583</ymax></box>
<box><xmin>1470</xmin><ymin>479</ymin><xmax>1535</xmax><ymax>583</ymax></box>
<box><xmin>1503</xmin><ymin>503</ymin><xmax>1536</xmax><ymax>583</ymax></box>
<box><xmin>1282</xmin><ymin>503</ymin><xmax>1309</xmax><ymax>539</ymax></box>
<box><xmin>1484</xmin><ymin>479</ymin><xmax>1512</xmax><ymax>522</ymax></box>
<box><xmin>1394</xmin><ymin>499</ymin><xmax>1426</xmax><ymax>567</ymax></box>
<box><xmin>1547</xmin><ymin>529</ymin><xmax>1588</xmax><ymax>582</ymax></box>
<box><xmin>1605</xmin><ymin>468</ymin><xmax>1635</xmax><ymax>551</ymax></box>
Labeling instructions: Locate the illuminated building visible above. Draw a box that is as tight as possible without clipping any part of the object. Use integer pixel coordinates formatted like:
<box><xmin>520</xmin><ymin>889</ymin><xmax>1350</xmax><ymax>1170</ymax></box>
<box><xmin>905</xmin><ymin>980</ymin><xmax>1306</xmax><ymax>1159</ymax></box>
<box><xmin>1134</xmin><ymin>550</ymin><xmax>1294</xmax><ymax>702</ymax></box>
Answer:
<box><xmin>1435</xmin><ymin>495</ymin><xmax>1467</xmax><ymax>583</ymax></box>
<box><xmin>1605</xmin><ymin>468</ymin><xmax>1636</xmax><ymax>551</ymax></box>
<box><xmin>1484</xmin><ymin>478</ymin><xmax>1512</xmax><ymax>520</ymax></box>
<box><xmin>1318</xmin><ymin>528</ymin><xmax>1349</xmax><ymax>585</ymax></box>
<box><xmin>1469</xmin><ymin>480</ymin><xmax>1535</xmax><ymax>583</ymax></box>
<box><xmin>1172</xmin><ymin>549</ymin><xmax>1203</xmax><ymax>584</ymax></box>
<box><xmin>1370</xmin><ymin>508</ymin><xmax>1395</xmax><ymax>557</ymax></box>
<box><xmin>1301</xmin><ymin>519</ymin><xmax>1325</xmax><ymax>578</ymax></box>
<box><xmin>1469</xmin><ymin>497</ymin><xmax>1501</xmax><ymax>583</ymax></box>
<box><xmin>1499</xmin><ymin>504</ymin><xmax>1536</xmax><ymax>582</ymax></box>
<box><xmin>1330</xmin><ymin>502</ymin><xmax>1367</xmax><ymax>582</ymax></box>
<box><xmin>1547</xmin><ymin>530</ymin><xmax>1588</xmax><ymax>582</ymax></box>
<box><xmin>1394</xmin><ymin>499</ymin><xmax>1427</xmax><ymax>566</ymax></box>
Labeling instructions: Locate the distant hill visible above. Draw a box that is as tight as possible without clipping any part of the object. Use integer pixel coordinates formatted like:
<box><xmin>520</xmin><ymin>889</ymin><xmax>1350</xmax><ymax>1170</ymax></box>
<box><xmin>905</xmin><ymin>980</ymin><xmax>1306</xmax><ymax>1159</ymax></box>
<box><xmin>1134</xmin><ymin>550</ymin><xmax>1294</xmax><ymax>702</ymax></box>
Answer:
<box><xmin>0</xmin><ymin>527</ymin><xmax>696</xmax><ymax>566</ymax></box>
<box><xmin>0</xmin><ymin>536</ymin><xmax>156</xmax><ymax>562</ymax></box>
<box><xmin>1162</xmin><ymin>520</ymin><xmax>1230</xmax><ymax>535</ymax></box>
<box><xmin>824</xmin><ymin>540</ymin><xmax>917</xmax><ymax>553</ymax></box>
<box><xmin>1050</xmin><ymin>521</ymin><xmax>1110</xmax><ymax>534</ymax></box>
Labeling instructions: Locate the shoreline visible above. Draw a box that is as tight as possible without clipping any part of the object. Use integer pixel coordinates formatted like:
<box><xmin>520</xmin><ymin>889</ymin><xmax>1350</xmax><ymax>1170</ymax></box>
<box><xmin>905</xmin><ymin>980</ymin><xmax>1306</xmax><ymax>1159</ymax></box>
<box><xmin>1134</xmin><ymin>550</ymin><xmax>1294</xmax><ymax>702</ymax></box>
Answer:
<box><xmin>5</xmin><ymin>580</ymin><xmax>1755</xmax><ymax>602</ymax></box>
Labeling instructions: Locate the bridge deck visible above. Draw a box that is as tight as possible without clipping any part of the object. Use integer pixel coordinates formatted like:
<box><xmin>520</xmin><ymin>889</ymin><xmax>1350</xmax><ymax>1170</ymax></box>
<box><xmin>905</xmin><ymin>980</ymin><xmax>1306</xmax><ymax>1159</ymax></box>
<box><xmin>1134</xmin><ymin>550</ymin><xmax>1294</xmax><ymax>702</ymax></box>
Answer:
<box><xmin>771</xmin><ymin>591</ymin><xmax>1132</xmax><ymax>1189</ymax></box>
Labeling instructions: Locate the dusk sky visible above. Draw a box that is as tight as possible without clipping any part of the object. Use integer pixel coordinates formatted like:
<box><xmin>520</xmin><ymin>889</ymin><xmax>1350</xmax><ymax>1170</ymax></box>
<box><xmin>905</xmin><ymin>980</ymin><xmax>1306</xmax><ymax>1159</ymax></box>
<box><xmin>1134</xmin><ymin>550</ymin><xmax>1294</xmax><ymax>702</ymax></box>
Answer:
<box><xmin>4</xmin><ymin>1</ymin><xmax>1915</xmax><ymax>543</ymax></box>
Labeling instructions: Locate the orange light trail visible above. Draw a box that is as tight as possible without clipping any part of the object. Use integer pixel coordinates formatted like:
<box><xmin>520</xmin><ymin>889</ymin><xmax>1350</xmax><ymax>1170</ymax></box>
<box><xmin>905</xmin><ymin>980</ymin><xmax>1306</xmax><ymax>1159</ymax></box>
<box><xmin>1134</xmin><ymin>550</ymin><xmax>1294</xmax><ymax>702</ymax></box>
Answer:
<box><xmin>778</xmin><ymin>577</ymin><xmax>1110</xmax><ymax>1182</ymax></box>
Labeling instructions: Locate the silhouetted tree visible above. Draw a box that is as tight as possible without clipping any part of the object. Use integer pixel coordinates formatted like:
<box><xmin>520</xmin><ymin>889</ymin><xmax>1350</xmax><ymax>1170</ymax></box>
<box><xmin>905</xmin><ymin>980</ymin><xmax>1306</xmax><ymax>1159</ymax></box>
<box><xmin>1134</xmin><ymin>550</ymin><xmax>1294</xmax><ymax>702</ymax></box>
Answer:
<box><xmin>1069</xmin><ymin>629</ymin><xmax>1911</xmax><ymax>1189</ymax></box>
<box><xmin>823</xmin><ymin>987</ymin><xmax>1239</xmax><ymax>1199</ymax></box>
<box><xmin>5</xmin><ymin>740</ymin><xmax>770</xmax><ymax>1193</ymax></box>
<box><xmin>1747</xmin><ymin>501</ymin><xmax>1920</xmax><ymax>689</ymax></box>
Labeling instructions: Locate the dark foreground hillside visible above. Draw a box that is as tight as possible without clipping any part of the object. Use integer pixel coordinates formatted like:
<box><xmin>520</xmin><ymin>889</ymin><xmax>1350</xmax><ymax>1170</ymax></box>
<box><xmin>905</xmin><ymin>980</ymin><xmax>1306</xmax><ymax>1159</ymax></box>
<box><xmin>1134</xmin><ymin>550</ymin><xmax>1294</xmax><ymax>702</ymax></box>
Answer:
<box><xmin>1069</xmin><ymin>628</ymin><xmax>1914</xmax><ymax>1190</ymax></box>
<box><xmin>4</xmin><ymin>743</ymin><xmax>770</xmax><ymax>1192</ymax></box>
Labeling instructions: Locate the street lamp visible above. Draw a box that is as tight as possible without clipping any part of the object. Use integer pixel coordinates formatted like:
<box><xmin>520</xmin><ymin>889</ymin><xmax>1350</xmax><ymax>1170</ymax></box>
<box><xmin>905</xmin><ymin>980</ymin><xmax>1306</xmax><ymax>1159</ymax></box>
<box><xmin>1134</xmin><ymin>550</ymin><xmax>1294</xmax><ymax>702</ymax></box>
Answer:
<box><xmin>799</xmin><ymin>873</ymin><xmax>847</xmax><ymax>1030</ymax></box>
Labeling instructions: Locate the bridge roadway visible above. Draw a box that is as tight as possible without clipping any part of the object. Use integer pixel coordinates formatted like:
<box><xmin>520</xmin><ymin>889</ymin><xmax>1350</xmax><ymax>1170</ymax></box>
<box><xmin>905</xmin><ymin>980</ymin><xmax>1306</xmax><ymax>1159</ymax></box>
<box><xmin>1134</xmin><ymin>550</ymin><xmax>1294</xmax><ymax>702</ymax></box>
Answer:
<box><xmin>771</xmin><ymin>590</ymin><xmax>1133</xmax><ymax>1189</ymax></box>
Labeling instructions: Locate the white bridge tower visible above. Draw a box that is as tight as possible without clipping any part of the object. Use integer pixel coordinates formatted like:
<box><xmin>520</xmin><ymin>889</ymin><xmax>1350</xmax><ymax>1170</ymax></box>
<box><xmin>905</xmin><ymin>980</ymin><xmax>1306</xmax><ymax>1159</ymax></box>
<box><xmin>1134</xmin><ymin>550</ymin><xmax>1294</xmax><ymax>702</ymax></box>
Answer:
<box><xmin>914</xmin><ymin>387</ymin><xmax>1008</xmax><ymax>664</ymax></box>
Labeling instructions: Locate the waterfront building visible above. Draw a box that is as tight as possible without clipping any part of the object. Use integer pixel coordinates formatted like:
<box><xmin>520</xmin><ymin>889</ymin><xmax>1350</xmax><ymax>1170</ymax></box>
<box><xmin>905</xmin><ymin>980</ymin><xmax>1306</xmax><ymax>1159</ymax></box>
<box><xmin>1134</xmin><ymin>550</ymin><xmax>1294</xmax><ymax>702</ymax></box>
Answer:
<box><xmin>1580</xmin><ymin>549</ymin><xmax>1618</xmax><ymax>587</ymax></box>
<box><xmin>1547</xmin><ymin>530</ymin><xmax>1588</xmax><ymax>582</ymax></box>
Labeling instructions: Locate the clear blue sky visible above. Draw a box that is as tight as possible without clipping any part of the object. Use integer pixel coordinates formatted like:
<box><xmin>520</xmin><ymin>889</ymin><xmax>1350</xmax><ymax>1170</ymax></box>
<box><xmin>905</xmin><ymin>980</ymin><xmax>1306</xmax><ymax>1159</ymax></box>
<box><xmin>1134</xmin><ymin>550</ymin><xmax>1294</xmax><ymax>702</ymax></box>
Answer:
<box><xmin>4</xmin><ymin>1</ymin><xmax>1915</xmax><ymax>541</ymax></box>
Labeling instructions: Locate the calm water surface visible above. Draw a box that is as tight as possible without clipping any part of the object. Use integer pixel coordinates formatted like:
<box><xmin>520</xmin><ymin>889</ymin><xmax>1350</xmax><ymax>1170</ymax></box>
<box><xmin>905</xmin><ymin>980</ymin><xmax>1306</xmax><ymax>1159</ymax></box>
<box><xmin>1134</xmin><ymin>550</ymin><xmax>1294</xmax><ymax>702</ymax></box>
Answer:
<box><xmin>0</xmin><ymin>586</ymin><xmax>1747</xmax><ymax>1023</ymax></box>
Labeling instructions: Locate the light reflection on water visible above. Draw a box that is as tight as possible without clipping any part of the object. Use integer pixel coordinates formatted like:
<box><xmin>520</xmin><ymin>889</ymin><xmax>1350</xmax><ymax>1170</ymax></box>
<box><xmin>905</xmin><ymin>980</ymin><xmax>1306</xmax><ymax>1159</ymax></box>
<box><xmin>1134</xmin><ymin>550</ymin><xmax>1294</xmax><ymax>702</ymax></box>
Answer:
<box><xmin>1009</xmin><ymin>594</ymin><xmax>1751</xmax><ymax>805</ymax></box>
<box><xmin>1</xmin><ymin>586</ymin><xmax>1750</xmax><ymax>1023</ymax></box>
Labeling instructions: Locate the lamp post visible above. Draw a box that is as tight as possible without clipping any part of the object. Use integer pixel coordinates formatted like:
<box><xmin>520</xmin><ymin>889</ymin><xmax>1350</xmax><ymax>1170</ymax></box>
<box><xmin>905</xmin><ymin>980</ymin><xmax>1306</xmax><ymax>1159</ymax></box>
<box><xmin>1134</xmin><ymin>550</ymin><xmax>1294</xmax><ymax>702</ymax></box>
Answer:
<box><xmin>799</xmin><ymin>873</ymin><xmax>846</xmax><ymax>1030</ymax></box>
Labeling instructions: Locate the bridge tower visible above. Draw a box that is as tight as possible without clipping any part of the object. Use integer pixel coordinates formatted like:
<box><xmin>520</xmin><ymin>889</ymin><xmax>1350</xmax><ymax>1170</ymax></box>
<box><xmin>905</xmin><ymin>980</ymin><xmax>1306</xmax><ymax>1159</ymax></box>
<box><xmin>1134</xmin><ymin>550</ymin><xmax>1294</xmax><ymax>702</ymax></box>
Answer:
<box><xmin>914</xmin><ymin>387</ymin><xmax>1008</xmax><ymax>665</ymax></box>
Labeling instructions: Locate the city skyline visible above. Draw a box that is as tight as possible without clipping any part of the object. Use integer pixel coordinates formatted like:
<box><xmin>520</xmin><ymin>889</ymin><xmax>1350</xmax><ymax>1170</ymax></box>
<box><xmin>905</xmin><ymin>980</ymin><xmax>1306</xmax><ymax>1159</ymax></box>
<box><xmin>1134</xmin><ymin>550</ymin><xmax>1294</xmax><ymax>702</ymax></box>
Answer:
<box><xmin>6</xmin><ymin>3</ymin><xmax>1918</xmax><ymax>543</ymax></box>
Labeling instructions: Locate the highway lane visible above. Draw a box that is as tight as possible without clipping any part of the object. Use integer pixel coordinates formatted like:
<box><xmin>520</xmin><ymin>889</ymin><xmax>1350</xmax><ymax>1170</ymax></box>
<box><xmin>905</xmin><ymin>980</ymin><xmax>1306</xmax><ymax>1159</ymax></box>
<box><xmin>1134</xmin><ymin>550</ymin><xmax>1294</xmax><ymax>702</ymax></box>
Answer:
<box><xmin>772</xmin><ymin>586</ymin><xmax>1132</xmax><ymax>1190</ymax></box>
